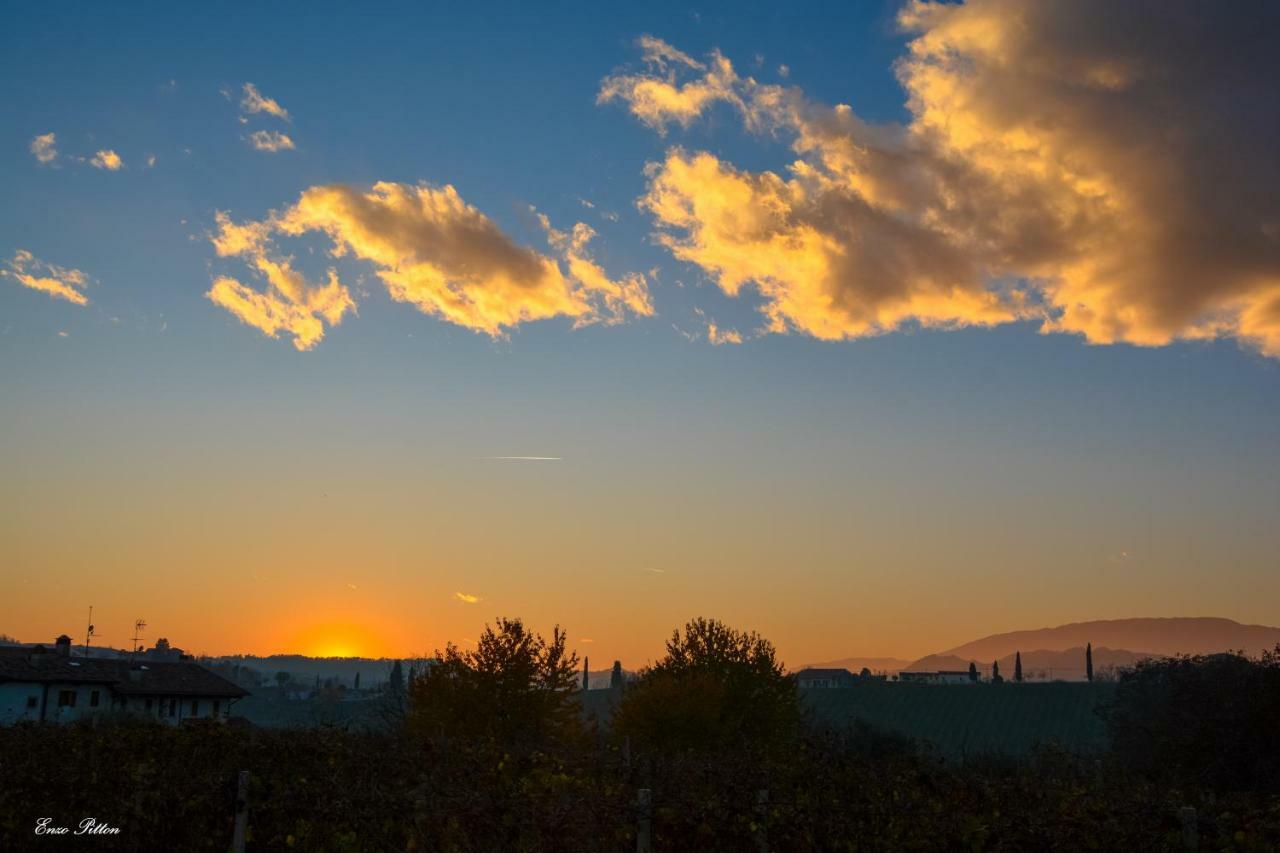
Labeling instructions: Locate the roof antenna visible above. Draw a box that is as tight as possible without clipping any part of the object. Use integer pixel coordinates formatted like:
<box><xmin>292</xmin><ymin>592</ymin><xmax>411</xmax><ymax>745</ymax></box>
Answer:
<box><xmin>131</xmin><ymin>619</ymin><xmax>147</xmax><ymax>661</ymax></box>
<box><xmin>83</xmin><ymin>606</ymin><xmax>95</xmax><ymax>658</ymax></box>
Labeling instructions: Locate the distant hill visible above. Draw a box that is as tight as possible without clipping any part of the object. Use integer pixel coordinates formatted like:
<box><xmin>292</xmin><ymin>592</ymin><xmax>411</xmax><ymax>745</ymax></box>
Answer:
<box><xmin>941</xmin><ymin>617</ymin><xmax>1280</xmax><ymax>661</ymax></box>
<box><xmin>796</xmin><ymin>656</ymin><xmax>912</xmax><ymax>674</ymax></box>
<box><xmin>905</xmin><ymin>647</ymin><xmax>1150</xmax><ymax>680</ymax></box>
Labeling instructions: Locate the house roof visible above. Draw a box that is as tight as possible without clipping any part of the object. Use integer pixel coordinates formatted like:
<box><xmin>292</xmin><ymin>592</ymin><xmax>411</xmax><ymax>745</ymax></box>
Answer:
<box><xmin>0</xmin><ymin>647</ymin><xmax>247</xmax><ymax>698</ymax></box>
<box><xmin>795</xmin><ymin>667</ymin><xmax>853</xmax><ymax>679</ymax></box>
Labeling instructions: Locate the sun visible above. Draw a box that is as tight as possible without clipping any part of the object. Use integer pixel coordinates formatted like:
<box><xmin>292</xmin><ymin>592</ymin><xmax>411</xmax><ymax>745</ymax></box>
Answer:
<box><xmin>289</xmin><ymin>622</ymin><xmax>386</xmax><ymax>659</ymax></box>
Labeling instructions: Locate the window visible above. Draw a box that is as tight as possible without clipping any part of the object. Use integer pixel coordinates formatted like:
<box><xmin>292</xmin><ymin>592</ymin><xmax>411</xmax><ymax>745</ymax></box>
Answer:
<box><xmin>26</xmin><ymin>696</ymin><xmax>37</xmax><ymax>709</ymax></box>
<box><xmin>212</xmin><ymin>700</ymin><xmax>221</xmax><ymax>717</ymax></box>
<box><xmin>191</xmin><ymin>700</ymin><xmax>199</xmax><ymax>716</ymax></box>
<box><xmin>57</xmin><ymin>690</ymin><xmax>76</xmax><ymax>708</ymax></box>
<box><xmin>90</xmin><ymin>691</ymin><xmax>100</xmax><ymax>708</ymax></box>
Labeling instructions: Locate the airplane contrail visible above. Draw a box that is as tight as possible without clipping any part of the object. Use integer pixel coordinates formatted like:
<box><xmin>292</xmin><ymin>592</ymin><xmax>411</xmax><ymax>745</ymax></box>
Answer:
<box><xmin>480</xmin><ymin>456</ymin><xmax>562</xmax><ymax>461</ymax></box>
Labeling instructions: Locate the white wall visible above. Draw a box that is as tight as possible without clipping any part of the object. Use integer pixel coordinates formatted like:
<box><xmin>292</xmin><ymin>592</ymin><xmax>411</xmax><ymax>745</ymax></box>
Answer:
<box><xmin>0</xmin><ymin>683</ymin><xmax>44</xmax><ymax>724</ymax></box>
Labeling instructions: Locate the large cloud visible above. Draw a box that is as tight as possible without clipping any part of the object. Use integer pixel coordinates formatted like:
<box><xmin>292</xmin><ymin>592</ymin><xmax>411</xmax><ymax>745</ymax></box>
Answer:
<box><xmin>209</xmin><ymin>182</ymin><xmax>651</xmax><ymax>348</ymax></box>
<box><xmin>600</xmin><ymin>1</ymin><xmax>1280</xmax><ymax>355</ymax></box>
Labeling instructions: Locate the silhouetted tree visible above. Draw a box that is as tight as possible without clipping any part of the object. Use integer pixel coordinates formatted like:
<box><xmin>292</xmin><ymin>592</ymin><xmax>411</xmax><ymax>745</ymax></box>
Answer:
<box><xmin>613</xmin><ymin>617</ymin><xmax>801</xmax><ymax>760</ymax></box>
<box><xmin>610</xmin><ymin>660</ymin><xmax>624</xmax><ymax>690</ymax></box>
<box><xmin>1014</xmin><ymin>651</ymin><xmax>1023</xmax><ymax>682</ymax></box>
<box><xmin>1104</xmin><ymin>647</ymin><xmax>1280</xmax><ymax>793</ymax></box>
<box><xmin>1086</xmin><ymin>642</ymin><xmax>1094</xmax><ymax>682</ymax></box>
<box><xmin>968</xmin><ymin>661</ymin><xmax>978</xmax><ymax>683</ymax></box>
<box><xmin>406</xmin><ymin>617</ymin><xmax>581</xmax><ymax>752</ymax></box>
<box><xmin>582</xmin><ymin>656</ymin><xmax>589</xmax><ymax>690</ymax></box>
<box><xmin>275</xmin><ymin>671</ymin><xmax>289</xmax><ymax>689</ymax></box>
<box><xmin>991</xmin><ymin>660</ymin><xmax>1003</xmax><ymax>684</ymax></box>
<box><xmin>354</xmin><ymin>671</ymin><xmax>361</xmax><ymax>691</ymax></box>
<box><xmin>389</xmin><ymin>660</ymin><xmax>404</xmax><ymax>694</ymax></box>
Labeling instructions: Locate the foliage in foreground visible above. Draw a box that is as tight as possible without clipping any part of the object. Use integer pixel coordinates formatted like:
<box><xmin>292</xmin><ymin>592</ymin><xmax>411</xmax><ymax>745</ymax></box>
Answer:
<box><xmin>2</xmin><ymin>621</ymin><xmax>1280</xmax><ymax>851</ymax></box>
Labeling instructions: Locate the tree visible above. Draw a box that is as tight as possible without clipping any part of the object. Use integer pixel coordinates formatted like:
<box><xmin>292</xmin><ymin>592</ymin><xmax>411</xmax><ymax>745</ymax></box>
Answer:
<box><xmin>582</xmin><ymin>656</ymin><xmax>589</xmax><ymax>691</ymax></box>
<box><xmin>1086</xmin><ymin>642</ymin><xmax>1094</xmax><ymax>682</ymax></box>
<box><xmin>406</xmin><ymin>617</ymin><xmax>581</xmax><ymax>751</ymax></box>
<box><xmin>613</xmin><ymin>618</ymin><xmax>801</xmax><ymax>759</ymax></box>
<box><xmin>610</xmin><ymin>660</ymin><xmax>624</xmax><ymax>690</ymax></box>
<box><xmin>275</xmin><ymin>671</ymin><xmax>290</xmax><ymax>690</ymax></box>
<box><xmin>968</xmin><ymin>661</ymin><xmax>978</xmax><ymax>683</ymax></box>
<box><xmin>389</xmin><ymin>660</ymin><xmax>405</xmax><ymax>694</ymax></box>
<box><xmin>1014</xmin><ymin>651</ymin><xmax>1023</xmax><ymax>683</ymax></box>
<box><xmin>354</xmin><ymin>671</ymin><xmax>361</xmax><ymax>691</ymax></box>
<box><xmin>1104</xmin><ymin>647</ymin><xmax>1280</xmax><ymax>793</ymax></box>
<box><xmin>991</xmin><ymin>660</ymin><xmax>1003</xmax><ymax>684</ymax></box>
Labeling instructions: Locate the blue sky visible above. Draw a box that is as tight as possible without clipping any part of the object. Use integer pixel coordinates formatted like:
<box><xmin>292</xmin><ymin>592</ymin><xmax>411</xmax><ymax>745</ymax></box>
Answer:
<box><xmin>3</xmin><ymin>1</ymin><xmax>1279</xmax><ymax>662</ymax></box>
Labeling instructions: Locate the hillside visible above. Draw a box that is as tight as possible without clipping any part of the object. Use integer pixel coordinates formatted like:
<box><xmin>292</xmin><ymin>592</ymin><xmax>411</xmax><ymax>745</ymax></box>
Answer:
<box><xmin>905</xmin><ymin>647</ymin><xmax>1149</xmax><ymax>680</ymax></box>
<box><xmin>795</xmin><ymin>656</ymin><xmax>912</xmax><ymax>674</ymax></box>
<box><xmin>941</xmin><ymin>617</ymin><xmax>1280</xmax><ymax>661</ymax></box>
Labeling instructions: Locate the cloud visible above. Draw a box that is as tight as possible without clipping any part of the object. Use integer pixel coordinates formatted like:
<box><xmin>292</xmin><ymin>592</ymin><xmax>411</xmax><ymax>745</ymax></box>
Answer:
<box><xmin>90</xmin><ymin>150</ymin><xmax>123</xmax><ymax>170</ymax></box>
<box><xmin>247</xmin><ymin>130</ymin><xmax>296</xmax><ymax>152</ymax></box>
<box><xmin>240</xmin><ymin>83</ymin><xmax>290</xmax><ymax>121</ymax></box>
<box><xmin>481</xmin><ymin>456</ymin><xmax>562</xmax><ymax>461</ymax></box>
<box><xmin>2</xmin><ymin>250</ymin><xmax>91</xmax><ymax>306</ymax></box>
<box><xmin>209</xmin><ymin>181</ymin><xmax>651</xmax><ymax>347</ymax></box>
<box><xmin>207</xmin><ymin>212</ymin><xmax>354</xmax><ymax>351</ymax></box>
<box><xmin>453</xmin><ymin>592</ymin><xmax>481</xmax><ymax>604</ymax></box>
<box><xmin>601</xmin><ymin>6</ymin><xmax>1280</xmax><ymax>357</ymax></box>
<box><xmin>30</xmin><ymin>133</ymin><xmax>57</xmax><ymax>165</ymax></box>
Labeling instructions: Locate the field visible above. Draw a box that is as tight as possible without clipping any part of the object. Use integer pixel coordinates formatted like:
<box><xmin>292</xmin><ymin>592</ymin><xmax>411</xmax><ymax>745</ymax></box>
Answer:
<box><xmin>802</xmin><ymin>682</ymin><xmax>1116</xmax><ymax>757</ymax></box>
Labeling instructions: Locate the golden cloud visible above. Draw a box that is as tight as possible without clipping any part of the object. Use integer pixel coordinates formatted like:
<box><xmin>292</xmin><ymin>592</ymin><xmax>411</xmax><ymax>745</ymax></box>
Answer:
<box><xmin>603</xmin><ymin>5</ymin><xmax>1280</xmax><ymax>356</ymax></box>
<box><xmin>240</xmin><ymin>83</ymin><xmax>290</xmax><ymax>121</ymax></box>
<box><xmin>247</xmin><ymin>130</ymin><xmax>295</xmax><ymax>152</ymax></box>
<box><xmin>30</xmin><ymin>133</ymin><xmax>57</xmax><ymax>165</ymax></box>
<box><xmin>453</xmin><ymin>592</ymin><xmax>481</xmax><ymax>605</ymax></box>
<box><xmin>90</xmin><ymin>150</ymin><xmax>123</xmax><ymax>171</ymax></box>
<box><xmin>2</xmin><ymin>250</ymin><xmax>90</xmax><ymax>306</ymax></box>
<box><xmin>209</xmin><ymin>182</ymin><xmax>651</xmax><ymax>347</ymax></box>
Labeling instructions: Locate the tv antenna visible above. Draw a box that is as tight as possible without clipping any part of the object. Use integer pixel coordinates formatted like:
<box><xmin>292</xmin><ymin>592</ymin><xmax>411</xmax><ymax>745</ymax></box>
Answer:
<box><xmin>131</xmin><ymin>619</ymin><xmax>147</xmax><ymax>659</ymax></box>
<box><xmin>83</xmin><ymin>606</ymin><xmax>95</xmax><ymax>657</ymax></box>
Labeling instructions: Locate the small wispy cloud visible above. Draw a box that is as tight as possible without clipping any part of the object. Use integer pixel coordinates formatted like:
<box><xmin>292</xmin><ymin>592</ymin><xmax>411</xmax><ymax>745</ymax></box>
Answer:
<box><xmin>247</xmin><ymin>130</ymin><xmax>295</xmax><ymax>152</ymax></box>
<box><xmin>90</xmin><ymin>150</ymin><xmax>123</xmax><ymax>170</ymax></box>
<box><xmin>579</xmin><ymin>638</ymin><xmax>595</xmax><ymax>644</ymax></box>
<box><xmin>645</xmin><ymin>568</ymin><xmax>665</xmax><ymax>574</ymax></box>
<box><xmin>480</xmin><ymin>456</ymin><xmax>562</xmax><ymax>461</ymax></box>
<box><xmin>241</xmin><ymin>82</ymin><xmax>290</xmax><ymax>121</ymax></box>
<box><xmin>2</xmin><ymin>250</ymin><xmax>91</xmax><ymax>306</ymax></box>
<box><xmin>30</xmin><ymin>133</ymin><xmax>57</xmax><ymax>165</ymax></box>
<box><xmin>453</xmin><ymin>592</ymin><xmax>481</xmax><ymax>604</ymax></box>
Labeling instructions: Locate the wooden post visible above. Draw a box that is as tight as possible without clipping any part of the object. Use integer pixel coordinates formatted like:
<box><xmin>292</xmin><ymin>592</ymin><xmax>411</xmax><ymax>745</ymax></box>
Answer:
<box><xmin>635</xmin><ymin>788</ymin><xmax>652</xmax><ymax>853</ymax></box>
<box><xmin>229</xmin><ymin>770</ymin><xmax>249</xmax><ymax>853</ymax></box>
<box><xmin>1179</xmin><ymin>806</ymin><xmax>1198</xmax><ymax>850</ymax></box>
<box><xmin>755</xmin><ymin>789</ymin><xmax>769</xmax><ymax>853</ymax></box>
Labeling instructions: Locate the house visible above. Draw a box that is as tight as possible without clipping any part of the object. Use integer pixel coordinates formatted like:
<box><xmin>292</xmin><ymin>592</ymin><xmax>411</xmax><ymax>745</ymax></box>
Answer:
<box><xmin>0</xmin><ymin>635</ymin><xmax>248</xmax><ymax>725</ymax></box>
<box><xmin>795</xmin><ymin>667</ymin><xmax>856</xmax><ymax>688</ymax></box>
<box><xmin>898</xmin><ymin>670</ymin><xmax>976</xmax><ymax>684</ymax></box>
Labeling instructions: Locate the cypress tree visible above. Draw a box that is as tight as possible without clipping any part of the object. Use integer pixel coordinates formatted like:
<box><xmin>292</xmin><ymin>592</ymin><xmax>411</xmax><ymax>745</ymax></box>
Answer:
<box><xmin>968</xmin><ymin>661</ymin><xmax>978</xmax><ymax>682</ymax></box>
<box><xmin>354</xmin><ymin>671</ymin><xmax>361</xmax><ymax>691</ymax></box>
<box><xmin>1086</xmin><ymin>642</ymin><xmax>1094</xmax><ymax>682</ymax></box>
<box><xmin>610</xmin><ymin>660</ymin><xmax>624</xmax><ymax>690</ymax></box>
<box><xmin>583</xmin><ymin>656</ymin><xmax>589</xmax><ymax>690</ymax></box>
<box><xmin>992</xmin><ymin>660</ymin><xmax>1002</xmax><ymax>684</ymax></box>
<box><xmin>389</xmin><ymin>659</ymin><xmax>404</xmax><ymax>694</ymax></box>
<box><xmin>1014</xmin><ymin>651</ymin><xmax>1023</xmax><ymax>682</ymax></box>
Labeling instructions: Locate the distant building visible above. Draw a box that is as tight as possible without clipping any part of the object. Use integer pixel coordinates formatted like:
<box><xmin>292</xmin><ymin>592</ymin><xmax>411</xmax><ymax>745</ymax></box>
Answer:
<box><xmin>899</xmin><ymin>670</ymin><xmax>974</xmax><ymax>685</ymax></box>
<box><xmin>0</xmin><ymin>634</ymin><xmax>247</xmax><ymax>725</ymax></box>
<box><xmin>795</xmin><ymin>667</ymin><xmax>856</xmax><ymax>688</ymax></box>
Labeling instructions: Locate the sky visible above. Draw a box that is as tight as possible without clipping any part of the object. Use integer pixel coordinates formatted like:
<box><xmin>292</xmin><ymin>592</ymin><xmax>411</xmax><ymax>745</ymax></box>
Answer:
<box><xmin>3</xmin><ymin>1</ymin><xmax>1280</xmax><ymax>667</ymax></box>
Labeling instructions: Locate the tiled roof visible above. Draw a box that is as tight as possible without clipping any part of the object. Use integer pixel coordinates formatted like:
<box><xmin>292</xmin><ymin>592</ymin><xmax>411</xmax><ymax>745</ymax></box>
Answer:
<box><xmin>0</xmin><ymin>648</ymin><xmax>247</xmax><ymax>698</ymax></box>
<box><xmin>795</xmin><ymin>667</ymin><xmax>853</xmax><ymax>679</ymax></box>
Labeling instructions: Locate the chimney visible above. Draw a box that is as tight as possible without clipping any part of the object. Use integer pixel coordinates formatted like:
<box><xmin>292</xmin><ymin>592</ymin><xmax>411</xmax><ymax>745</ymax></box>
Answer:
<box><xmin>55</xmin><ymin>634</ymin><xmax>72</xmax><ymax>657</ymax></box>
